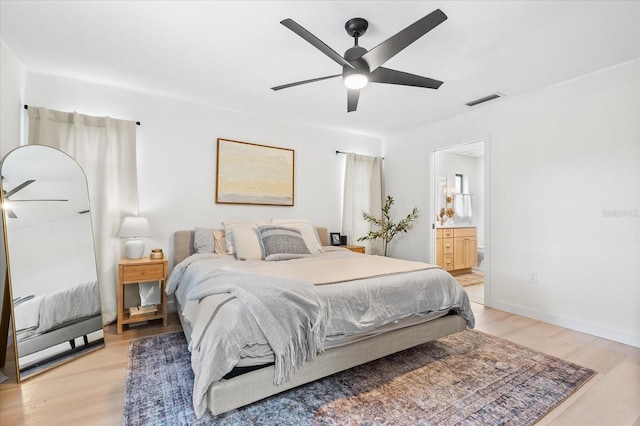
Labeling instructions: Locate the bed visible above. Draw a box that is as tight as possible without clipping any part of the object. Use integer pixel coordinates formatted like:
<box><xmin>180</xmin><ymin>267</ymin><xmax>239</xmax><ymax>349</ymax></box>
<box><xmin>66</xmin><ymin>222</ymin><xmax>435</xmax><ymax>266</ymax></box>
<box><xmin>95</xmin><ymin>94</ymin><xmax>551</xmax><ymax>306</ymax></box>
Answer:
<box><xmin>169</xmin><ymin>224</ymin><xmax>475</xmax><ymax>418</ymax></box>
<box><xmin>13</xmin><ymin>280</ymin><xmax>103</xmax><ymax>361</ymax></box>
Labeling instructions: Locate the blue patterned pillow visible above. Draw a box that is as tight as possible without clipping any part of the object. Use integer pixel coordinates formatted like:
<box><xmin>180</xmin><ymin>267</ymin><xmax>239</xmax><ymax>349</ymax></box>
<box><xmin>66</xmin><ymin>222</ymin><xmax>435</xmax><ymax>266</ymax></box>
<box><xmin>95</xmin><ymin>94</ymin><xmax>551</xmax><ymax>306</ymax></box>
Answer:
<box><xmin>258</xmin><ymin>225</ymin><xmax>311</xmax><ymax>261</ymax></box>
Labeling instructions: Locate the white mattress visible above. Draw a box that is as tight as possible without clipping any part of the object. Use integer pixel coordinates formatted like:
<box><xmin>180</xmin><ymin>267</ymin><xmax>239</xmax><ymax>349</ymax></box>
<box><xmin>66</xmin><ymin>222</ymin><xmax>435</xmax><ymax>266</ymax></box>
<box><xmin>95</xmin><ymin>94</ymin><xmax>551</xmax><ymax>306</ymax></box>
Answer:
<box><xmin>177</xmin><ymin>300</ymin><xmax>448</xmax><ymax>368</ymax></box>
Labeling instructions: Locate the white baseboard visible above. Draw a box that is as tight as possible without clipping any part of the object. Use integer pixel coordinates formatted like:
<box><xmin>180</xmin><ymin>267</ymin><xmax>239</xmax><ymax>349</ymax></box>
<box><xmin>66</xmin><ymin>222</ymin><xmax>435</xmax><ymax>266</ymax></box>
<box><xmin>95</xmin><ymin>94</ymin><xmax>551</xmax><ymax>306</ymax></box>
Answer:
<box><xmin>486</xmin><ymin>300</ymin><xmax>640</xmax><ymax>348</ymax></box>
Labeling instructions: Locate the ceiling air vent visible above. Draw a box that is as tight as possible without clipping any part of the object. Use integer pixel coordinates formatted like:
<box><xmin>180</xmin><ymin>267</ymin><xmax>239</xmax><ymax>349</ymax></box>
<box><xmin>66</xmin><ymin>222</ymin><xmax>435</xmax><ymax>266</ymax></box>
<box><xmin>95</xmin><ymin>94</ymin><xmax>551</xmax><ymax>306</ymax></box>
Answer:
<box><xmin>465</xmin><ymin>92</ymin><xmax>503</xmax><ymax>107</ymax></box>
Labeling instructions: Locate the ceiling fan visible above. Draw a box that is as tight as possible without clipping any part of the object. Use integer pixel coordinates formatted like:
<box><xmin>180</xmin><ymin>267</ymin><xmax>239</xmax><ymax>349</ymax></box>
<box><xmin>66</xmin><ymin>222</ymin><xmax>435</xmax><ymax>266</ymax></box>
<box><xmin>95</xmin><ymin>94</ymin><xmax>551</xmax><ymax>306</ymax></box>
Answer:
<box><xmin>2</xmin><ymin>179</ymin><xmax>68</xmax><ymax>219</ymax></box>
<box><xmin>272</xmin><ymin>8</ymin><xmax>448</xmax><ymax>112</ymax></box>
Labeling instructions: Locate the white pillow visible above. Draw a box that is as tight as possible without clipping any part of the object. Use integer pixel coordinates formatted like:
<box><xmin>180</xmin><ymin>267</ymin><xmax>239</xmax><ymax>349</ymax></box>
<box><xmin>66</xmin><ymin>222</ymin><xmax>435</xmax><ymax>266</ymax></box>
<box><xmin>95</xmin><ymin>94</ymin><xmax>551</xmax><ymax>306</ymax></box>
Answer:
<box><xmin>223</xmin><ymin>222</ymin><xmax>265</xmax><ymax>260</ymax></box>
<box><xmin>222</xmin><ymin>221</ymin><xmax>250</xmax><ymax>254</ymax></box>
<box><xmin>270</xmin><ymin>219</ymin><xmax>324</xmax><ymax>254</ymax></box>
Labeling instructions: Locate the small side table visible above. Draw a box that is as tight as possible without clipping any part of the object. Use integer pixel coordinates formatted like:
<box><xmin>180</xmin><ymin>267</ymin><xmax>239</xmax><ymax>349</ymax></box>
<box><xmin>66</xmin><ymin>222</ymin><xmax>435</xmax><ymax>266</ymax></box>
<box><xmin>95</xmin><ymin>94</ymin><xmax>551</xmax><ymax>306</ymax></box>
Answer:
<box><xmin>340</xmin><ymin>245</ymin><xmax>366</xmax><ymax>254</ymax></box>
<box><xmin>117</xmin><ymin>256</ymin><xmax>168</xmax><ymax>334</ymax></box>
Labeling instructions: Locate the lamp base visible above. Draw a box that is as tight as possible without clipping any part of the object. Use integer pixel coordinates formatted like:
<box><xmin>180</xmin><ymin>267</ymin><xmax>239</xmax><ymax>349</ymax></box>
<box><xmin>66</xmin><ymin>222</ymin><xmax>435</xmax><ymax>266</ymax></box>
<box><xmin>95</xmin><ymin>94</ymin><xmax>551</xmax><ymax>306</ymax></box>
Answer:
<box><xmin>125</xmin><ymin>238</ymin><xmax>145</xmax><ymax>259</ymax></box>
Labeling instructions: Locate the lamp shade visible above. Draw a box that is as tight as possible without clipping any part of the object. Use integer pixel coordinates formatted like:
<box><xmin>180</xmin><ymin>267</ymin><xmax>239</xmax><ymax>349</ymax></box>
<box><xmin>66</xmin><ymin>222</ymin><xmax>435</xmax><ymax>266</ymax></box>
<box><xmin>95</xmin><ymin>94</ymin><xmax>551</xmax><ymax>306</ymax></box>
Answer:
<box><xmin>118</xmin><ymin>217</ymin><xmax>152</xmax><ymax>259</ymax></box>
<box><xmin>117</xmin><ymin>217</ymin><xmax>152</xmax><ymax>238</ymax></box>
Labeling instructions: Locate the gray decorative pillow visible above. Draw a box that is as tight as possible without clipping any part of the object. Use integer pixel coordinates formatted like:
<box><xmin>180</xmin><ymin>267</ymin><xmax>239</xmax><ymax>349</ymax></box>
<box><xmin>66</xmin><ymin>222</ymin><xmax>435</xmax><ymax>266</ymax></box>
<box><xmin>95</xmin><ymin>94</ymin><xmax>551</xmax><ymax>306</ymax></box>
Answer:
<box><xmin>194</xmin><ymin>227</ymin><xmax>216</xmax><ymax>253</ymax></box>
<box><xmin>259</xmin><ymin>225</ymin><xmax>311</xmax><ymax>261</ymax></box>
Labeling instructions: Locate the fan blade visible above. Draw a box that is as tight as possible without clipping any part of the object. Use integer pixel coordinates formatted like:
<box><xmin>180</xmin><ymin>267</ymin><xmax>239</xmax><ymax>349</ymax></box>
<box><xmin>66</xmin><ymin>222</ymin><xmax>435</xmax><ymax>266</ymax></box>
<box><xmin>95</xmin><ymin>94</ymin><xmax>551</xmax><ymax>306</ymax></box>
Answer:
<box><xmin>4</xmin><ymin>179</ymin><xmax>35</xmax><ymax>198</ymax></box>
<box><xmin>370</xmin><ymin>67</ymin><xmax>443</xmax><ymax>89</ymax></box>
<box><xmin>9</xmin><ymin>199</ymin><xmax>68</xmax><ymax>202</ymax></box>
<box><xmin>6</xmin><ymin>208</ymin><xmax>17</xmax><ymax>219</ymax></box>
<box><xmin>281</xmin><ymin>19</ymin><xmax>355</xmax><ymax>70</ymax></box>
<box><xmin>271</xmin><ymin>74</ymin><xmax>341</xmax><ymax>91</ymax></box>
<box><xmin>361</xmin><ymin>9</ymin><xmax>447</xmax><ymax>71</ymax></box>
<box><xmin>347</xmin><ymin>89</ymin><xmax>360</xmax><ymax>112</ymax></box>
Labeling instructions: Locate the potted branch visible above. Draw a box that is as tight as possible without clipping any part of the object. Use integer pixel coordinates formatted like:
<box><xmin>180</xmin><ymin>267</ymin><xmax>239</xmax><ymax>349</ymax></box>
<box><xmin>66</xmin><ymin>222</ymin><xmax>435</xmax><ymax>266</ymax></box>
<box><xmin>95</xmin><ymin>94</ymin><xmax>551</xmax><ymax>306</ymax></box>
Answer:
<box><xmin>358</xmin><ymin>195</ymin><xmax>419</xmax><ymax>256</ymax></box>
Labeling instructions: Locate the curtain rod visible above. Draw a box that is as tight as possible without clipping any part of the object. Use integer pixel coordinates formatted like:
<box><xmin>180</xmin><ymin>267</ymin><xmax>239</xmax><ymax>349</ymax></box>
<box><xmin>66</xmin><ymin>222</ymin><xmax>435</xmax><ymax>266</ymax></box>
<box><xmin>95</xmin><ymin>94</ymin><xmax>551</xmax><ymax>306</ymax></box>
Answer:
<box><xmin>24</xmin><ymin>105</ymin><xmax>141</xmax><ymax>126</ymax></box>
<box><xmin>336</xmin><ymin>150</ymin><xmax>384</xmax><ymax>159</ymax></box>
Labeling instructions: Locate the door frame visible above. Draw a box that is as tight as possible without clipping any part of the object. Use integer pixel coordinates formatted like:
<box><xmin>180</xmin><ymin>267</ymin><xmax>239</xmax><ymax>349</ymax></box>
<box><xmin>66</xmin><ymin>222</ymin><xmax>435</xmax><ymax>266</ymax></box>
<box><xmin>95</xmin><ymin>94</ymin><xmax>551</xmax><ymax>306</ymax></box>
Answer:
<box><xmin>430</xmin><ymin>136</ymin><xmax>491</xmax><ymax>306</ymax></box>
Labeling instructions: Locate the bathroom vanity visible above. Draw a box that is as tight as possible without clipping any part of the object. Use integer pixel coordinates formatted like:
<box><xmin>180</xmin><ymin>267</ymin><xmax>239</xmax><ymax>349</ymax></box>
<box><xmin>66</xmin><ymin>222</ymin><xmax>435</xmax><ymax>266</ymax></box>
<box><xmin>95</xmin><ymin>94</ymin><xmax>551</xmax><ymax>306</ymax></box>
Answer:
<box><xmin>435</xmin><ymin>227</ymin><xmax>477</xmax><ymax>275</ymax></box>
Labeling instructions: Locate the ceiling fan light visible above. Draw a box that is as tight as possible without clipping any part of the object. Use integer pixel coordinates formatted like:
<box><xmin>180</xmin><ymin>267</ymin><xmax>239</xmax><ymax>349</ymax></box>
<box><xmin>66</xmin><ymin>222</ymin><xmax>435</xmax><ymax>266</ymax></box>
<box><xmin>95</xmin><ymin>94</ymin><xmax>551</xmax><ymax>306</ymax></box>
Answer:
<box><xmin>344</xmin><ymin>73</ymin><xmax>368</xmax><ymax>89</ymax></box>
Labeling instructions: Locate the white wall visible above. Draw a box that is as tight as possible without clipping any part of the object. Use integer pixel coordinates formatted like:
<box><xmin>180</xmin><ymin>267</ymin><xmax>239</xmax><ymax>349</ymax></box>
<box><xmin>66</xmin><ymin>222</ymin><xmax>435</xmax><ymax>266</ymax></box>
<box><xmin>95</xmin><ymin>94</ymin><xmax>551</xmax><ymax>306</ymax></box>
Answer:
<box><xmin>383</xmin><ymin>59</ymin><xmax>640</xmax><ymax>347</ymax></box>
<box><xmin>23</xmin><ymin>73</ymin><xmax>382</xmax><ymax>266</ymax></box>
<box><xmin>0</xmin><ymin>41</ymin><xmax>24</xmax><ymax>157</ymax></box>
<box><xmin>0</xmin><ymin>40</ymin><xmax>25</xmax><ymax>340</ymax></box>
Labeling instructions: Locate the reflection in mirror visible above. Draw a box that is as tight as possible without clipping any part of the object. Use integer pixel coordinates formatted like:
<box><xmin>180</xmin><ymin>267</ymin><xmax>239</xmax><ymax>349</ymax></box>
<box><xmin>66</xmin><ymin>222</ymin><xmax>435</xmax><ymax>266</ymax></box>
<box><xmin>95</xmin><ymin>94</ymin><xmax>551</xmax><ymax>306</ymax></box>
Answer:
<box><xmin>435</xmin><ymin>176</ymin><xmax>447</xmax><ymax>226</ymax></box>
<box><xmin>0</xmin><ymin>145</ymin><xmax>104</xmax><ymax>382</ymax></box>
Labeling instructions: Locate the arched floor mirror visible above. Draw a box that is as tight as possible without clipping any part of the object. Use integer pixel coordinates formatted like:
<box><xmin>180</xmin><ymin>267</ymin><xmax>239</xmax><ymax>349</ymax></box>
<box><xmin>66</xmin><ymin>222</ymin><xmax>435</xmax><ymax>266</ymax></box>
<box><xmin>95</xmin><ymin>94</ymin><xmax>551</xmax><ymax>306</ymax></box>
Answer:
<box><xmin>0</xmin><ymin>145</ymin><xmax>104</xmax><ymax>382</ymax></box>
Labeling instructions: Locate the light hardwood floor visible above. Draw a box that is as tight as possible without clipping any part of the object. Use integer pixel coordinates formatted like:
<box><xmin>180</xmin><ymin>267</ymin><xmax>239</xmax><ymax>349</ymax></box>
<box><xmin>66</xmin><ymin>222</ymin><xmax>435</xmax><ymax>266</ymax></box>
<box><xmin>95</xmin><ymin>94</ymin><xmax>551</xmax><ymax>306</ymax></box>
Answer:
<box><xmin>464</xmin><ymin>283</ymin><xmax>484</xmax><ymax>305</ymax></box>
<box><xmin>1</xmin><ymin>305</ymin><xmax>639</xmax><ymax>425</ymax></box>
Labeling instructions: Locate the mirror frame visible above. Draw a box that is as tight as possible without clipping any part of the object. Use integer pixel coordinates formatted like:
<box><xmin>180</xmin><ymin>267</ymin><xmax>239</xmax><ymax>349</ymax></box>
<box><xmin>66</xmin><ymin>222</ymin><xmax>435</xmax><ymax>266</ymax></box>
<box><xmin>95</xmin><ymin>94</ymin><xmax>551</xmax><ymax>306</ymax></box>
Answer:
<box><xmin>0</xmin><ymin>145</ymin><xmax>105</xmax><ymax>382</ymax></box>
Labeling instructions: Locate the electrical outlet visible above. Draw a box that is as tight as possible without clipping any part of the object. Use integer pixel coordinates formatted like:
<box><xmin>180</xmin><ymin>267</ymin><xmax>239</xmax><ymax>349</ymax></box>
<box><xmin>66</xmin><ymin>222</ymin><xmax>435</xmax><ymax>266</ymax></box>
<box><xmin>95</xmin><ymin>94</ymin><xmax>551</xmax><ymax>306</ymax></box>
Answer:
<box><xmin>527</xmin><ymin>272</ymin><xmax>538</xmax><ymax>284</ymax></box>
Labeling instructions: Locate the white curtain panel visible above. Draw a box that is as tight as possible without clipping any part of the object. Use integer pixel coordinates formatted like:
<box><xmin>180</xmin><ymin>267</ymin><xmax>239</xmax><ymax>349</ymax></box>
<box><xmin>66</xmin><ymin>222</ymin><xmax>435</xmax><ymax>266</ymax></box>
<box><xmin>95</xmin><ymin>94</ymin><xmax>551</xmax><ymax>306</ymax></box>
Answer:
<box><xmin>27</xmin><ymin>107</ymin><xmax>138</xmax><ymax>323</ymax></box>
<box><xmin>341</xmin><ymin>153</ymin><xmax>383</xmax><ymax>255</ymax></box>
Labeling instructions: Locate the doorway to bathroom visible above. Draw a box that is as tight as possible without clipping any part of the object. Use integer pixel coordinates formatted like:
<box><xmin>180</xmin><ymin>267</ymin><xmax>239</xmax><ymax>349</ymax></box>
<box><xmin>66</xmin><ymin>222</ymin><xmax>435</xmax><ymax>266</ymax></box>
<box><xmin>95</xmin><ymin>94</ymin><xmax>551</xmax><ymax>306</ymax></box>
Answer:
<box><xmin>433</xmin><ymin>140</ymin><xmax>487</xmax><ymax>305</ymax></box>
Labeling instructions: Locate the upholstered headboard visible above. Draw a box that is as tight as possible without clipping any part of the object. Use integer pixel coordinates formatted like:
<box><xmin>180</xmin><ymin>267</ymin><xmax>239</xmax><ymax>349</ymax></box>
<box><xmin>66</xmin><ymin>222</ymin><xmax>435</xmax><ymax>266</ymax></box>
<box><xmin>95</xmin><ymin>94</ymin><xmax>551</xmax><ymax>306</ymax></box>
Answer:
<box><xmin>173</xmin><ymin>227</ymin><xmax>329</xmax><ymax>265</ymax></box>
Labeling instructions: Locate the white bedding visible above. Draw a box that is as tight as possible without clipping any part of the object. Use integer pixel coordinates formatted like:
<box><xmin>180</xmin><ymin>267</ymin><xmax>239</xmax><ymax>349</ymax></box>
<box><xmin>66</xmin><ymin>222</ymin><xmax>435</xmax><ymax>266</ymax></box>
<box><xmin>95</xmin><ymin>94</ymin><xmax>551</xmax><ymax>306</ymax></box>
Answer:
<box><xmin>167</xmin><ymin>249</ymin><xmax>475</xmax><ymax>418</ymax></box>
<box><xmin>14</xmin><ymin>281</ymin><xmax>101</xmax><ymax>342</ymax></box>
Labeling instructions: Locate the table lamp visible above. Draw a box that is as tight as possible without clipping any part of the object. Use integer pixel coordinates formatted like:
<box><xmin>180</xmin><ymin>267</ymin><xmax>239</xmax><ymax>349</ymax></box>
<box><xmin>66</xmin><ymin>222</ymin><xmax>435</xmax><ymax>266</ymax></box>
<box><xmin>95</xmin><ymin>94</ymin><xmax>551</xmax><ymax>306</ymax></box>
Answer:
<box><xmin>117</xmin><ymin>216</ymin><xmax>152</xmax><ymax>259</ymax></box>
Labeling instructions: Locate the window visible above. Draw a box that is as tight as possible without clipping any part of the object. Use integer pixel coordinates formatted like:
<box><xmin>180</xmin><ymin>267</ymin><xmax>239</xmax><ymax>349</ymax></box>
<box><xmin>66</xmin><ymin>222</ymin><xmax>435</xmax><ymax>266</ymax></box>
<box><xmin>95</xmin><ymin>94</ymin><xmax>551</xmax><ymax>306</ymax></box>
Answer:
<box><xmin>455</xmin><ymin>173</ymin><xmax>464</xmax><ymax>193</ymax></box>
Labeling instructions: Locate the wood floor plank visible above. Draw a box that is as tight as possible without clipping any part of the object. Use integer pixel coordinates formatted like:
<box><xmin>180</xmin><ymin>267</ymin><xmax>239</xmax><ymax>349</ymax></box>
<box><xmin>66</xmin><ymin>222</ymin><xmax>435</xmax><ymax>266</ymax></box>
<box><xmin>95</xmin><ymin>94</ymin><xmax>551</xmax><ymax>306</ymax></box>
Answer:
<box><xmin>548</xmin><ymin>362</ymin><xmax>640</xmax><ymax>425</ymax></box>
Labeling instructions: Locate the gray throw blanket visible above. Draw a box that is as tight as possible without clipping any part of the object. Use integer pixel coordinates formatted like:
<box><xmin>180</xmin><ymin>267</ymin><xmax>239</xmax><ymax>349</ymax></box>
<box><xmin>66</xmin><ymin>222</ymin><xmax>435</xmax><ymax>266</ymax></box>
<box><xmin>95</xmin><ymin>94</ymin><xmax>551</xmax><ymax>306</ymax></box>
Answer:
<box><xmin>186</xmin><ymin>269</ymin><xmax>327</xmax><ymax>385</ymax></box>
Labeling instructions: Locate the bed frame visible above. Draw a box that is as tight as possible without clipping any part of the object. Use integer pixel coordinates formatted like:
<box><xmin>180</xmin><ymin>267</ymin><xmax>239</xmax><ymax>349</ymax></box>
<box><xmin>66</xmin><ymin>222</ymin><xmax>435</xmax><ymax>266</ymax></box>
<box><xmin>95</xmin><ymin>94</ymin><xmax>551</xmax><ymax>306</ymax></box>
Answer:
<box><xmin>17</xmin><ymin>314</ymin><xmax>103</xmax><ymax>357</ymax></box>
<box><xmin>173</xmin><ymin>229</ymin><xmax>468</xmax><ymax>415</ymax></box>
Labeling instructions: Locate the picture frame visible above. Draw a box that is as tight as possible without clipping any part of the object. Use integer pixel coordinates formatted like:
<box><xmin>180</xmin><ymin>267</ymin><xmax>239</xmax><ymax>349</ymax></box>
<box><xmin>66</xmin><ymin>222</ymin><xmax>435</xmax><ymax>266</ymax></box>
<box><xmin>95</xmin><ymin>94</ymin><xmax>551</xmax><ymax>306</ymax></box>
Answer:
<box><xmin>216</xmin><ymin>138</ymin><xmax>294</xmax><ymax>206</ymax></box>
<box><xmin>330</xmin><ymin>232</ymin><xmax>341</xmax><ymax>246</ymax></box>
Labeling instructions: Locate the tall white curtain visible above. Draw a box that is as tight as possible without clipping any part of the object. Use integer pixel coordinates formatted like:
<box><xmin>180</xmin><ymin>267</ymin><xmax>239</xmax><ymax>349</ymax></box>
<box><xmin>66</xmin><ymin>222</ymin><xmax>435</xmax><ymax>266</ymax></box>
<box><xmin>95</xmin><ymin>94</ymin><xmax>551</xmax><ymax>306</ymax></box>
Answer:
<box><xmin>27</xmin><ymin>107</ymin><xmax>138</xmax><ymax>323</ymax></box>
<box><xmin>342</xmin><ymin>153</ymin><xmax>383</xmax><ymax>255</ymax></box>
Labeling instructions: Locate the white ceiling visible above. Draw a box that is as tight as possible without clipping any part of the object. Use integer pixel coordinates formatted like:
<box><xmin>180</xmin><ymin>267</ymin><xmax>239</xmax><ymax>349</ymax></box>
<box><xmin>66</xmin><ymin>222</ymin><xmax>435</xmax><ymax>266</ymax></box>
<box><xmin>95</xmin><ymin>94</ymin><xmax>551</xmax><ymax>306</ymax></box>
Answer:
<box><xmin>1</xmin><ymin>1</ymin><xmax>639</xmax><ymax>138</ymax></box>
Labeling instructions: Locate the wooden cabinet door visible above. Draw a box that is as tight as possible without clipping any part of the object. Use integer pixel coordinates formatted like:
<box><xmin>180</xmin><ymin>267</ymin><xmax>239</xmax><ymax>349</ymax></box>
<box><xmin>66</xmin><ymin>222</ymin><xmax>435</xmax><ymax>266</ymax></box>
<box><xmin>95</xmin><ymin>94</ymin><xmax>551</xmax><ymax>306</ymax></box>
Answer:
<box><xmin>454</xmin><ymin>236</ymin><xmax>478</xmax><ymax>269</ymax></box>
<box><xmin>453</xmin><ymin>237</ymin><xmax>466</xmax><ymax>270</ymax></box>
<box><xmin>435</xmin><ymin>238</ymin><xmax>443</xmax><ymax>267</ymax></box>
<box><xmin>465</xmin><ymin>237</ymin><xmax>478</xmax><ymax>268</ymax></box>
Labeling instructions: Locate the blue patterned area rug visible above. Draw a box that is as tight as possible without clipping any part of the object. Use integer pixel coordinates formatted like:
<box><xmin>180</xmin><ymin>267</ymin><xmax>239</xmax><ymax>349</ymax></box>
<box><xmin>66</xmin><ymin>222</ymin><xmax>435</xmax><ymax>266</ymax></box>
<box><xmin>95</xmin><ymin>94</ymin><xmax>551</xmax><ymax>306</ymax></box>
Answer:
<box><xmin>122</xmin><ymin>330</ymin><xmax>594</xmax><ymax>425</ymax></box>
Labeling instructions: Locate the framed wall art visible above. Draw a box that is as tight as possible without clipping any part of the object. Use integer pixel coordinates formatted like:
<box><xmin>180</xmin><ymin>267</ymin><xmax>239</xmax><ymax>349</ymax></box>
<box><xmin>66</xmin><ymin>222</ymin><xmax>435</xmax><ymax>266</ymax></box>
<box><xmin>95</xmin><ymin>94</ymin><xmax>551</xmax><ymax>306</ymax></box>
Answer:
<box><xmin>216</xmin><ymin>138</ymin><xmax>294</xmax><ymax>206</ymax></box>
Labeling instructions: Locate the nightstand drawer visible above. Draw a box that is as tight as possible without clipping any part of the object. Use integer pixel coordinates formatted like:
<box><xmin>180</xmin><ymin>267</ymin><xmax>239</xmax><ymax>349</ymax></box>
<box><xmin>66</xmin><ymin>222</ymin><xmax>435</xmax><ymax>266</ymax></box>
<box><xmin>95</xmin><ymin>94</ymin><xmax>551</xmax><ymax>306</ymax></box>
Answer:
<box><xmin>122</xmin><ymin>264</ymin><xmax>165</xmax><ymax>281</ymax></box>
<box><xmin>341</xmin><ymin>245</ymin><xmax>365</xmax><ymax>254</ymax></box>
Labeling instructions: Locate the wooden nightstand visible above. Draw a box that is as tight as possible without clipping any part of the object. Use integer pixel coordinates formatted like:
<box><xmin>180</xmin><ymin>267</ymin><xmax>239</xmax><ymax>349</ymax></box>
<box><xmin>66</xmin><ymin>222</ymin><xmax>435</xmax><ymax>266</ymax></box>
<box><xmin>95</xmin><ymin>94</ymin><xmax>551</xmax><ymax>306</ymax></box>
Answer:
<box><xmin>117</xmin><ymin>256</ymin><xmax>168</xmax><ymax>334</ymax></box>
<box><xmin>340</xmin><ymin>245</ymin><xmax>366</xmax><ymax>254</ymax></box>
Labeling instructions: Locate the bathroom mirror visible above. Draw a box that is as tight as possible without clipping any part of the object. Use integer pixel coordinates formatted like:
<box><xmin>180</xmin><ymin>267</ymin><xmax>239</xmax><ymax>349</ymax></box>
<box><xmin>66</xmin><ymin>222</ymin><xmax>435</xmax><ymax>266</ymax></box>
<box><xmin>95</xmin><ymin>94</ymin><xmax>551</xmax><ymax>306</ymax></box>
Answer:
<box><xmin>0</xmin><ymin>145</ymin><xmax>104</xmax><ymax>382</ymax></box>
<box><xmin>435</xmin><ymin>176</ymin><xmax>448</xmax><ymax>226</ymax></box>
